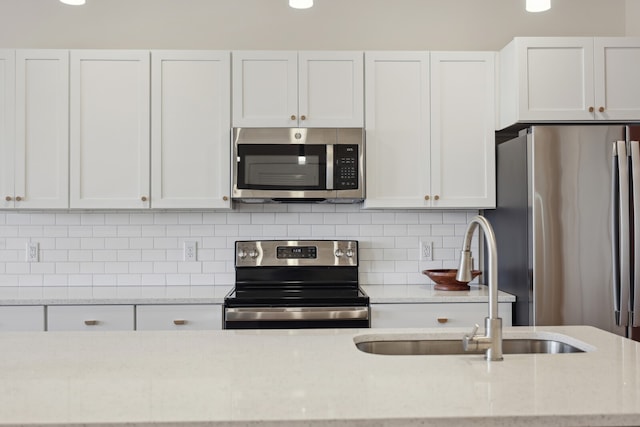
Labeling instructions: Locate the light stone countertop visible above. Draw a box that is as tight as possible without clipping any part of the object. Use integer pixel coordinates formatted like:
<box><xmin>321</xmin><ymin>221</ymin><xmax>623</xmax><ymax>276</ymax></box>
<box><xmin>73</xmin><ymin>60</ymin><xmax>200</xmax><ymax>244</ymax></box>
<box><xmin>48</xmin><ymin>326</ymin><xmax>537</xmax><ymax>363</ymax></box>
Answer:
<box><xmin>364</xmin><ymin>284</ymin><xmax>516</xmax><ymax>303</ymax></box>
<box><xmin>0</xmin><ymin>284</ymin><xmax>515</xmax><ymax>305</ymax></box>
<box><xmin>0</xmin><ymin>325</ymin><xmax>638</xmax><ymax>427</ymax></box>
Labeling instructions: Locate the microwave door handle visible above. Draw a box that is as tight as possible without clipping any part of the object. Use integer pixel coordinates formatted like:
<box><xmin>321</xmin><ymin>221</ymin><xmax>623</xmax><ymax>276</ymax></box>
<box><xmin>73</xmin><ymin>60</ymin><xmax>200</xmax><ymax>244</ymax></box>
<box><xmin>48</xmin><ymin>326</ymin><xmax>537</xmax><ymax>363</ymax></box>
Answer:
<box><xmin>631</xmin><ymin>140</ymin><xmax>640</xmax><ymax>327</ymax></box>
<box><xmin>326</xmin><ymin>144</ymin><xmax>334</xmax><ymax>190</ymax></box>
<box><xmin>616</xmin><ymin>140</ymin><xmax>631</xmax><ymax>327</ymax></box>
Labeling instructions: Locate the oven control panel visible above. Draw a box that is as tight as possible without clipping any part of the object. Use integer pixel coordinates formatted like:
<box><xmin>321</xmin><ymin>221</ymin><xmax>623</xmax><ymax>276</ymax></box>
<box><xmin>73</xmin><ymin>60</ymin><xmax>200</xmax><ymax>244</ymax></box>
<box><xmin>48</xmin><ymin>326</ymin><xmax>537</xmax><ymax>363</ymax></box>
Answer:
<box><xmin>235</xmin><ymin>240</ymin><xmax>358</xmax><ymax>267</ymax></box>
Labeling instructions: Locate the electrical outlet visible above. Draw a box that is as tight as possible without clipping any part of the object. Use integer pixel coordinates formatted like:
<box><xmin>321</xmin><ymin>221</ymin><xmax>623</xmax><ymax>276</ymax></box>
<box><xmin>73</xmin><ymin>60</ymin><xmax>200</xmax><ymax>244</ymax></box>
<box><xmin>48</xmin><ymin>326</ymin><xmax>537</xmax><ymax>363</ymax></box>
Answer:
<box><xmin>184</xmin><ymin>241</ymin><xmax>197</xmax><ymax>262</ymax></box>
<box><xmin>26</xmin><ymin>242</ymin><xmax>39</xmax><ymax>262</ymax></box>
<box><xmin>420</xmin><ymin>240</ymin><xmax>433</xmax><ymax>261</ymax></box>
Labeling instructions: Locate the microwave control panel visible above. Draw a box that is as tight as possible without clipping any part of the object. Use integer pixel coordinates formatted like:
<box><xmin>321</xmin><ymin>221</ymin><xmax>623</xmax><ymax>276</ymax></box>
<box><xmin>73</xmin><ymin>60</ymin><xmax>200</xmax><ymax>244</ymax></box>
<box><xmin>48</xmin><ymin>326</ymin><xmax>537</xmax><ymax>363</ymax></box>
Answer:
<box><xmin>334</xmin><ymin>145</ymin><xmax>359</xmax><ymax>190</ymax></box>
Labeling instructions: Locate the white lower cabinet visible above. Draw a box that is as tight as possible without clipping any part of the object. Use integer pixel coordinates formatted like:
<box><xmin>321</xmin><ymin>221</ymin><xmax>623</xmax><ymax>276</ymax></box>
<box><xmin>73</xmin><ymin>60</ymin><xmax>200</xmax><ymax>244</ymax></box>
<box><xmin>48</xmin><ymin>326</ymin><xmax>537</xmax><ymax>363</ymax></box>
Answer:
<box><xmin>47</xmin><ymin>305</ymin><xmax>135</xmax><ymax>331</ymax></box>
<box><xmin>0</xmin><ymin>306</ymin><xmax>45</xmax><ymax>331</ymax></box>
<box><xmin>371</xmin><ymin>303</ymin><xmax>513</xmax><ymax>328</ymax></box>
<box><xmin>136</xmin><ymin>304</ymin><xmax>222</xmax><ymax>330</ymax></box>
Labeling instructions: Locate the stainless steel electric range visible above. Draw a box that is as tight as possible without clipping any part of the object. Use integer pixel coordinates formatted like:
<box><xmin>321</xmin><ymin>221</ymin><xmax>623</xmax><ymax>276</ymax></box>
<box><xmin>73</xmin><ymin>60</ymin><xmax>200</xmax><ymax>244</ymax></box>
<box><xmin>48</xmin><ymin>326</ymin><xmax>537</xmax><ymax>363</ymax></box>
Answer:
<box><xmin>223</xmin><ymin>240</ymin><xmax>370</xmax><ymax>329</ymax></box>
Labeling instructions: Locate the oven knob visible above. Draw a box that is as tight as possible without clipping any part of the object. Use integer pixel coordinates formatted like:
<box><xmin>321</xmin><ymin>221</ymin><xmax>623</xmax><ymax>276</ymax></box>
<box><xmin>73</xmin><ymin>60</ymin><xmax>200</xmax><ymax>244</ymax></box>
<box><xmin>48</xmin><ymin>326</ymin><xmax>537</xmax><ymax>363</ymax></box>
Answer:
<box><xmin>249</xmin><ymin>250</ymin><xmax>259</xmax><ymax>259</ymax></box>
<box><xmin>238</xmin><ymin>249</ymin><xmax>248</xmax><ymax>259</ymax></box>
<box><xmin>335</xmin><ymin>249</ymin><xmax>344</xmax><ymax>257</ymax></box>
<box><xmin>345</xmin><ymin>249</ymin><xmax>354</xmax><ymax>258</ymax></box>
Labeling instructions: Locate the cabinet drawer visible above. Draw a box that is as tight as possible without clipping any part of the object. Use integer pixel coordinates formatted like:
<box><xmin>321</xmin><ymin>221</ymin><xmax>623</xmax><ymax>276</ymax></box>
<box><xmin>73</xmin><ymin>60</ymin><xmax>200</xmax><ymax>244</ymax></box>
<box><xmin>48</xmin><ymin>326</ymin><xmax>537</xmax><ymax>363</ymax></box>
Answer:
<box><xmin>0</xmin><ymin>306</ymin><xmax>45</xmax><ymax>331</ymax></box>
<box><xmin>136</xmin><ymin>304</ymin><xmax>222</xmax><ymax>330</ymax></box>
<box><xmin>47</xmin><ymin>305</ymin><xmax>134</xmax><ymax>331</ymax></box>
<box><xmin>371</xmin><ymin>303</ymin><xmax>512</xmax><ymax>328</ymax></box>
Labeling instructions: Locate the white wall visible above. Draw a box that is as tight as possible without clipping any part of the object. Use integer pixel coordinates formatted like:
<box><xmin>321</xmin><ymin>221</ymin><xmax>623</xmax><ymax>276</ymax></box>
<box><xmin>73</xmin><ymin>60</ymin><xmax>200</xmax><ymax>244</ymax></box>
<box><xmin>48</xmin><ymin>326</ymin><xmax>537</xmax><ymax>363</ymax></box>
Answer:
<box><xmin>627</xmin><ymin>0</ymin><xmax>640</xmax><ymax>36</ymax></box>
<box><xmin>0</xmin><ymin>0</ymin><xmax>630</xmax><ymax>51</ymax></box>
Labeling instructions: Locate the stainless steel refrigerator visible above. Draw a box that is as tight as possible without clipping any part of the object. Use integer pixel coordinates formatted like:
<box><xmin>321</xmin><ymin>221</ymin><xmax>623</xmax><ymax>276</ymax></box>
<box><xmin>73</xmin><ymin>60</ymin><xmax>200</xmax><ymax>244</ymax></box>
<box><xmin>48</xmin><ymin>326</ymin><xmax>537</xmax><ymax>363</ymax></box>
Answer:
<box><xmin>486</xmin><ymin>125</ymin><xmax>639</xmax><ymax>340</ymax></box>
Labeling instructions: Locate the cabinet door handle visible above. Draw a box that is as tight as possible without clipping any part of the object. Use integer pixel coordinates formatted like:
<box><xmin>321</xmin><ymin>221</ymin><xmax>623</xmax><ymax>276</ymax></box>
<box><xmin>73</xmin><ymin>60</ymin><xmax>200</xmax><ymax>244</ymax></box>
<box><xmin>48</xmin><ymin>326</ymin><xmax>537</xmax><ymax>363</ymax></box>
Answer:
<box><xmin>222</xmin><ymin>196</ymin><xmax>229</xmax><ymax>201</ymax></box>
<box><xmin>589</xmin><ymin>106</ymin><xmax>595</xmax><ymax>113</ymax></box>
<box><xmin>290</xmin><ymin>115</ymin><xmax>296</xmax><ymax>121</ymax></box>
<box><xmin>434</xmin><ymin>195</ymin><xmax>440</xmax><ymax>201</ymax></box>
<box><xmin>141</xmin><ymin>196</ymin><xmax>148</xmax><ymax>202</ymax></box>
<box><xmin>424</xmin><ymin>195</ymin><xmax>430</xmax><ymax>201</ymax></box>
<box><xmin>437</xmin><ymin>317</ymin><xmax>449</xmax><ymax>324</ymax></box>
<box><xmin>173</xmin><ymin>319</ymin><xmax>186</xmax><ymax>325</ymax></box>
<box><xmin>599</xmin><ymin>106</ymin><xmax>605</xmax><ymax>113</ymax></box>
<box><xmin>84</xmin><ymin>320</ymin><xmax>98</xmax><ymax>326</ymax></box>
<box><xmin>5</xmin><ymin>196</ymin><xmax>11</xmax><ymax>201</ymax></box>
<box><xmin>300</xmin><ymin>115</ymin><xmax>306</xmax><ymax>121</ymax></box>
<box><xmin>15</xmin><ymin>196</ymin><xmax>22</xmax><ymax>202</ymax></box>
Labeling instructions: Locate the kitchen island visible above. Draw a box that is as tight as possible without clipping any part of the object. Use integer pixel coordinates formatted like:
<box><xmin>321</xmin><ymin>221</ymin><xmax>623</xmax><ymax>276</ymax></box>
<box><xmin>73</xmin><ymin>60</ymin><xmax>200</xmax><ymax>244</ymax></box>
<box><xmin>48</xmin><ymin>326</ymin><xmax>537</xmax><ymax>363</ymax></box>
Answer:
<box><xmin>0</xmin><ymin>325</ymin><xmax>638</xmax><ymax>426</ymax></box>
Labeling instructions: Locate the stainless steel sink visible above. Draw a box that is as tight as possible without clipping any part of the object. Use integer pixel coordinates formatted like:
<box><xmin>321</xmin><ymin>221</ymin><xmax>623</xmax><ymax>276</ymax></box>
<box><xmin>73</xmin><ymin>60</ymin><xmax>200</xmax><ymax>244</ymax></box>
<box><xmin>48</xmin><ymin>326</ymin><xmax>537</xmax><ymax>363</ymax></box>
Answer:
<box><xmin>356</xmin><ymin>338</ymin><xmax>585</xmax><ymax>355</ymax></box>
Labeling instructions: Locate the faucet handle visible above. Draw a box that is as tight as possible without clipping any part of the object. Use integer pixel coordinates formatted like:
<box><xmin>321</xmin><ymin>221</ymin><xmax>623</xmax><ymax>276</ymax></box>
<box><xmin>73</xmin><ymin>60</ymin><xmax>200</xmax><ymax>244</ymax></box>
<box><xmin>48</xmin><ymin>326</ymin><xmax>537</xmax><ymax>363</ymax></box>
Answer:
<box><xmin>462</xmin><ymin>323</ymin><xmax>480</xmax><ymax>351</ymax></box>
<box><xmin>465</xmin><ymin>323</ymin><xmax>479</xmax><ymax>339</ymax></box>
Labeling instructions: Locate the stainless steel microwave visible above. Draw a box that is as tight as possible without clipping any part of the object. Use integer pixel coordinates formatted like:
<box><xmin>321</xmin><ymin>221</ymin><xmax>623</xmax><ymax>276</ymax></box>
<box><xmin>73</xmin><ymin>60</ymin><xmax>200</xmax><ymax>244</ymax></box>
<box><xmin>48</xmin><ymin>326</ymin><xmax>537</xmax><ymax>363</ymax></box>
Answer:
<box><xmin>232</xmin><ymin>128</ymin><xmax>365</xmax><ymax>203</ymax></box>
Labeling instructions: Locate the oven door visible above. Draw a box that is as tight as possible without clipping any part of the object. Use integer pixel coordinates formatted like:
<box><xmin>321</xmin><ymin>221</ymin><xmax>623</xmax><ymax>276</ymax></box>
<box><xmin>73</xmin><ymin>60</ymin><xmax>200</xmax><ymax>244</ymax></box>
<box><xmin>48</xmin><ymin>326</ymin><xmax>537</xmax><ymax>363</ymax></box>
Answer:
<box><xmin>224</xmin><ymin>305</ymin><xmax>370</xmax><ymax>329</ymax></box>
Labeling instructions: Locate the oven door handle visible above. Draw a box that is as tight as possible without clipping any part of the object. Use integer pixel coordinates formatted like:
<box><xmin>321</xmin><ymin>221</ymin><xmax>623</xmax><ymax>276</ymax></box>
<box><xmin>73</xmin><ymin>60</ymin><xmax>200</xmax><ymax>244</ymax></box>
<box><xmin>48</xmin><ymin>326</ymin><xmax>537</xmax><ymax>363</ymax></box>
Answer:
<box><xmin>225</xmin><ymin>306</ymin><xmax>369</xmax><ymax>322</ymax></box>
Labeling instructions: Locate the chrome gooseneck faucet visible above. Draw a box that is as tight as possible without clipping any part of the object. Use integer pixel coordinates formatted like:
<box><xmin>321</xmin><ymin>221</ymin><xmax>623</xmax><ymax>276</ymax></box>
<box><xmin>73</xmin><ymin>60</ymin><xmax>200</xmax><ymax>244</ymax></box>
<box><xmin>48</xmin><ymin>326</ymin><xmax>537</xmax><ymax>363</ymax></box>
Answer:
<box><xmin>456</xmin><ymin>215</ymin><xmax>503</xmax><ymax>361</ymax></box>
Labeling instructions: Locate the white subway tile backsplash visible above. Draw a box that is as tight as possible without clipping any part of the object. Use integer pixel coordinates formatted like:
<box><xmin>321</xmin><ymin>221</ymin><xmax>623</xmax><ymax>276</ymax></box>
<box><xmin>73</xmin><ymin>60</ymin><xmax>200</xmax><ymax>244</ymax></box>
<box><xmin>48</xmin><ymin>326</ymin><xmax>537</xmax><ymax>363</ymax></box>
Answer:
<box><xmin>0</xmin><ymin>207</ymin><xmax>479</xmax><ymax>297</ymax></box>
<box><xmin>178</xmin><ymin>212</ymin><xmax>203</xmax><ymax>224</ymax></box>
<box><xmin>383</xmin><ymin>225</ymin><xmax>407</xmax><ymax>236</ymax></box>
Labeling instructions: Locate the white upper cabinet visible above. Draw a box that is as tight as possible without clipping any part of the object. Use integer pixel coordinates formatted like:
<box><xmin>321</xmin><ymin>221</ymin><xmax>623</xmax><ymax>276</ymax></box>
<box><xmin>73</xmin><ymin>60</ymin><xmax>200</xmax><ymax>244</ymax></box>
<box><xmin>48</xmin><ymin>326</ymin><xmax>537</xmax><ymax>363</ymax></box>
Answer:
<box><xmin>297</xmin><ymin>51</ymin><xmax>364</xmax><ymax>127</ymax></box>
<box><xmin>364</xmin><ymin>52</ymin><xmax>431</xmax><ymax>209</ymax></box>
<box><xmin>430</xmin><ymin>52</ymin><xmax>496</xmax><ymax>209</ymax></box>
<box><xmin>0</xmin><ymin>50</ymin><xmax>15</xmax><ymax>209</ymax></box>
<box><xmin>232</xmin><ymin>51</ymin><xmax>363</xmax><ymax>127</ymax></box>
<box><xmin>1</xmin><ymin>50</ymin><xmax>69</xmax><ymax>209</ymax></box>
<box><xmin>498</xmin><ymin>37</ymin><xmax>640</xmax><ymax>129</ymax></box>
<box><xmin>70</xmin><ymin>50</ymin><xmax>150</xmax><ymax>209</ymax></box>
<box><xmin>151</xmin><ymin>51</ymin><xmax>231</xmax><ymax>209</ymax></box>
<box><xmin>594</xmin><ymin>38</ymin><xmax>640</xmax><ymax>121</ymax></box>
<box><xmin>364</xmin><ymin>51</ymin><xmax>496</xmax><ymax>209</ymax></box>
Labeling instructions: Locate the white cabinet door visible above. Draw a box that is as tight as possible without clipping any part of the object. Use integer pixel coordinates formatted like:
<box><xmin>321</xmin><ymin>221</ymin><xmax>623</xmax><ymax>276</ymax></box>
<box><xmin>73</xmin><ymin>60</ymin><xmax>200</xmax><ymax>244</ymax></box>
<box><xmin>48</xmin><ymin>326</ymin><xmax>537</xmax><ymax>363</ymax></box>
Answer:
<box><xmin>70</xmin><ymin>50</ymin><xmax>150</xmax><ymax>209</ymax></box>
<box><xmin>232</xmin><ymin>51</ymin><xmax>364</xmax><ymax>128</ymax></box>
<box><xmin>371</xmin><ymin>302</ymin><xmax>512</xmax><ymax>328</ymax></box>
<box><xmin>594</xmin><ymin>37</ymin><xmax>640</xmax><ymax>121</ymax></box>
<box><xmin>430</xmin><ymin>52</ymin><xmax>496</xmax><ymax>209</ymax></box>
<box><xmin>516</xmin><ymin>37</ymin><xmax>594</xmax><ymax>122</ymax></box>
<box><xmin>0</xmin><ymin>306</ymin><xmax>45</xmax><ymax>331</ymax></box>
<box><xmin>14</xmin><ymin>50</ymin><xmax>69</xmax><ymax>209</ymax></box>
<box><xmin>232</xmin><ymin>51</ymin><xmax>298</xmax><ymax>127</ymax></box>
<box><xmin>136</xmin><ymin>304</ymin><xmax>222</xmax><ymax>330</ymax></box>
<box><xmin>47</xmin><ymin>305</ymin><xmax>135</xmax><ymax>331</ymax></box>
<box><xmin>298</xmin><ymin>51</ymin><xmax>363</xmax><ymax>128</ymax></box>
<box><xmin>0</xmin><ymin>50</ymin><xmax>15</xmax><ymax>209</ymax></box>
<box><xmin>363</xmin><ymin>52</ymin><xmax>431</xmax><ymax>209</ymax></box>
<box><xmin>151</xmin><ymin>51</ymin><xmax>231</xmax><ymax>209</ymax></box>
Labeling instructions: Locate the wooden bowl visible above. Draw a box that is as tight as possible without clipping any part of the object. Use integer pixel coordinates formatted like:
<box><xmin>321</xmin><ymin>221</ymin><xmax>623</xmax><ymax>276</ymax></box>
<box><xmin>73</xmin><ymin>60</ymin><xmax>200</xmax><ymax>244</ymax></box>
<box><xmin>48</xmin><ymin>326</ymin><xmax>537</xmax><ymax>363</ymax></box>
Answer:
<box><xmin>422</xmin><ymin>269</ymin><xmax>482</xmax><ymax>291</ymax></box>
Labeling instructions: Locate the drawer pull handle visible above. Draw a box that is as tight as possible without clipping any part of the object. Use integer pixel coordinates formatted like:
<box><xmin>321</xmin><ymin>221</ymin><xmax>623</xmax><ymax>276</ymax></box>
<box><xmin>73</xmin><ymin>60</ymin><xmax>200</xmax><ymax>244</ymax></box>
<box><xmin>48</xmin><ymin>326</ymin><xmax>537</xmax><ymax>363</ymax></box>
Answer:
<box><xmin>84</xmin><ymin>320</ymin><xmax>99</xmax><ymax>326</ymax></box>
<box><xmin>173</xmin><ymin>319</ymin><xmax>187</xmax><ymax>325</ymax></box>
<box><xmin>437</xmin><ymin>317</ymin><xmax>449</xmax><ymax>324</ymax></box>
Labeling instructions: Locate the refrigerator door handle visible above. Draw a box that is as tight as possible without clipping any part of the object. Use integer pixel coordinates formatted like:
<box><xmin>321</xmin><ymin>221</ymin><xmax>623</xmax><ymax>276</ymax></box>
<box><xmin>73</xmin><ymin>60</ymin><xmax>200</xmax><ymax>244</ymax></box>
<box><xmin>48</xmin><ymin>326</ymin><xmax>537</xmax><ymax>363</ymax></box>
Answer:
<box><xmin>612</xmin><ymin>142</ymin><xmax>622</xmax><ymax>326</ymax></box>
<box><xmin>630</xmin><ymin>140</ymin><xmax>640</xmax><ymax>327</ymax></box>
<box><xmin>615</xmin><ymin>140</ymin><xmax>631</xmax><ymax>327</ymax></box>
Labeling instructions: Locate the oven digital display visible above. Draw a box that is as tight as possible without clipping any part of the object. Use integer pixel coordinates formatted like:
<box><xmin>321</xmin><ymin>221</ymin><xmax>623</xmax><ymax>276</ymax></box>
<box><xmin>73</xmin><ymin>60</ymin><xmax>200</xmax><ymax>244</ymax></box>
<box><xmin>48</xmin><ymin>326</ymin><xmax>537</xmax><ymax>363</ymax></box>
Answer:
<box><xmin>277</xmin><ymin>246</ymin><xmax>317</xmax><ymax>259</ymax></box>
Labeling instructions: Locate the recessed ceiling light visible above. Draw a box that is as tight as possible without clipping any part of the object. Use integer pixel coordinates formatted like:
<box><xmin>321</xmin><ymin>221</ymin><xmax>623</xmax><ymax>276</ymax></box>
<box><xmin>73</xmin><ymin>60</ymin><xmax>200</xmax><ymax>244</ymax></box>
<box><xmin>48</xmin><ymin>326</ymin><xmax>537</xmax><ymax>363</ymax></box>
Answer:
<box><xmin>526</xmin><ymin>0</ymin><xmax>551</xmax><ymax>12</ymax></box>
<box><xmin>60</xmin><ymin>0</ymin><xmax>86</xmax><ymax>5</ymax></box>
<box><xmin>289</xmin><ymin>0</ymin><xmax>313</xmax><ymax>9</ymax></box>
